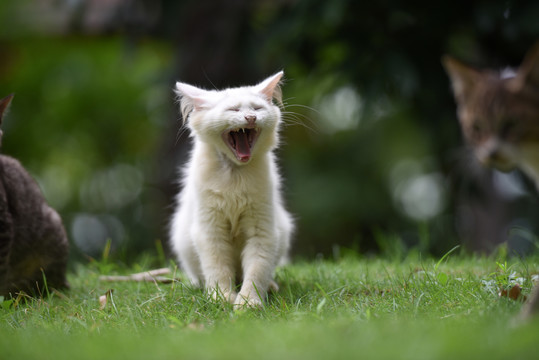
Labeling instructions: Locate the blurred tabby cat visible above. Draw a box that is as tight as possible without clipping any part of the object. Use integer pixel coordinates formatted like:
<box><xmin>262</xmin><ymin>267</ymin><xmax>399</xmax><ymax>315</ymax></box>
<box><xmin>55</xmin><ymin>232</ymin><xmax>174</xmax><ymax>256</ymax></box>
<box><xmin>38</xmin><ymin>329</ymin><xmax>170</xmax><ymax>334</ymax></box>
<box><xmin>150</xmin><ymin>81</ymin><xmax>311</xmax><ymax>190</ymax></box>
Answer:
<box><xmin>0</xmin><ymin>94</ymin><xmax>69</xmax><ymax>296</ymax></box>
<box><xmin>443</xmin><ymin>44</ymin><xmax>539</xmax><ymax>319</ymax></box>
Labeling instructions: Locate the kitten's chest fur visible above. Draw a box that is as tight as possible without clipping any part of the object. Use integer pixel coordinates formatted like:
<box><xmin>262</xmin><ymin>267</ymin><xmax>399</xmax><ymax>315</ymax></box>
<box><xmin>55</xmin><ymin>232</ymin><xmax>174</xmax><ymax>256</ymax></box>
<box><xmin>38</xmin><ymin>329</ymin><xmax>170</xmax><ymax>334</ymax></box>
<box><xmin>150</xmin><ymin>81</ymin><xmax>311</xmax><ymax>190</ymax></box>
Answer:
<box><xmin>190</xmin><ymin>142</ymin><xmax>275</xmax><ymax>233</ymax></box>
<box><xmin>198</xmin><ymin>146</ymin><xmax>271</xmax><ymax>195</ymax></box>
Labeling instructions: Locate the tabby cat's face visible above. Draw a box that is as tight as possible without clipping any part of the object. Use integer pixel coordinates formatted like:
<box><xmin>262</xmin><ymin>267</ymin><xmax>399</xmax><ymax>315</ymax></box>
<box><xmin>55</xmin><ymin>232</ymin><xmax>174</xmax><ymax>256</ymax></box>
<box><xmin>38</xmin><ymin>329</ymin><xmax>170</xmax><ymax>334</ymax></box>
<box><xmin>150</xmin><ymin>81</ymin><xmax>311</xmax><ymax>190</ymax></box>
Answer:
<box><xmin>456</xmin><ymin>78</ymin><xmax>539</xmax><ymax>171</ymax></box>
<box><xmin>443</xmin><ymin>47</ymin><xmax>539</xmax><ymax>172</ymax></box>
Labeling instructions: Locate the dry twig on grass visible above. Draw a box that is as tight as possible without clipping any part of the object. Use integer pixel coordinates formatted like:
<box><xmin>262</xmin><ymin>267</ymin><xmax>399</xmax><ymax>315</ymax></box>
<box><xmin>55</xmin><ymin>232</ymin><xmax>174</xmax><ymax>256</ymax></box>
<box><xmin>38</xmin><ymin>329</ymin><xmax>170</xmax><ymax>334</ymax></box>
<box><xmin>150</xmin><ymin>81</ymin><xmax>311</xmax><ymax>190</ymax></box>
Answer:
<box><xmin>99</xmin><ymin>268</ymin><xmax>179</xmax><ymax>283</ymax></box>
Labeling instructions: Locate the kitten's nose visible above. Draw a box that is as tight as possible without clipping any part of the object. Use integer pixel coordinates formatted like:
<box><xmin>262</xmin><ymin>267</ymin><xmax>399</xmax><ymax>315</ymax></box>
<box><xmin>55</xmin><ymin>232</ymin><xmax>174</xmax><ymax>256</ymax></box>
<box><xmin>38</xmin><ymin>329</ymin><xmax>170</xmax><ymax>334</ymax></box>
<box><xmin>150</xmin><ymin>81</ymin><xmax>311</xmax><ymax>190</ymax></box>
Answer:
<box><xmin>245</xmin><ymin>114</ymin><xmax>256</xmax><ymax>126</ymax></box>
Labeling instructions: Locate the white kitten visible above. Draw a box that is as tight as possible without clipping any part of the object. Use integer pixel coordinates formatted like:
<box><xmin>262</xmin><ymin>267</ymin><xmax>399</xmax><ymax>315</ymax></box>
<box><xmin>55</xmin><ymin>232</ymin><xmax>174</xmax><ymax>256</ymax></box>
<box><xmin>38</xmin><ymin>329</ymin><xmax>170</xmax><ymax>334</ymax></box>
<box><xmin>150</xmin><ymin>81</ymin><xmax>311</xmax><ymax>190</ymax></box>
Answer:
<box><xmin>170</xmin><ymin>71</ymin><xmax>293</xmax><ymax>308</ymax></box>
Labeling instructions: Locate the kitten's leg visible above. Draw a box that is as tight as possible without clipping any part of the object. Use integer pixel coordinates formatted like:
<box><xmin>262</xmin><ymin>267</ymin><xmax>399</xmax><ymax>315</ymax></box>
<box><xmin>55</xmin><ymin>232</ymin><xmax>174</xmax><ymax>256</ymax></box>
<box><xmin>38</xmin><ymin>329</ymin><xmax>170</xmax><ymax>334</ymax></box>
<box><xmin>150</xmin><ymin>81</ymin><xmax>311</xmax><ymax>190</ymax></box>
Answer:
<box><xmin>235</xmin><ymin>206</ymin><xmax>293</xmax><ymax>308</ymax></box>
<box><xmin>235</xmin><ymin>235</ymin><xmax>277</xmax><ymax>308</ymax></box>
<box><xmin>177</xmin><ymin>241</ymin><xmax>204</xmax><ymax>287</ymax></box>
<box><xmin>194</xmin><ymin>220</ymin><xmax>237</xmax><ymax>303</ymax></box>
<box><xmin>268</xmin><ymin>280</ymin><xmax>279</xmax><ymax>293</ymax></box>
<box><xmin>266</xmin><ymin>206</ymin><xmax>293</xmax><ymax>294</ymax></box>
<box><xmin>171</xmin><ymin>208</ymin><xmax>203</xmax><ymax>286</ymax></box>
<box><xmin>275</xmin><ymin>204</ymin><xmax>293</xmax><ymax>266</ymax></box>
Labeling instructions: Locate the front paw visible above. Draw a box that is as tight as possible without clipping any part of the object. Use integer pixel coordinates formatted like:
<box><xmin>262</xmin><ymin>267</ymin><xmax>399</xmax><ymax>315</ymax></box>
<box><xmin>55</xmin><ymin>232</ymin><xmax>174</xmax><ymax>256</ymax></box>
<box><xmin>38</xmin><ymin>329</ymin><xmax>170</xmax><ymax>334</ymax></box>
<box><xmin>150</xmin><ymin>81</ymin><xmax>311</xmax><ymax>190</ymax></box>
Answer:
<box><xmin>269</xmin><ymin>280</ymin><xmax>279</xmax><ymax>293</ymax></box>
<box><xmin>233</xmin><ymin>293</ymin><xmax>264</xmax><ymax>309</ymax></box>
<box><xmin>209</xmin><ymin>288</ymin><xmax>237</xmax><ymax>304</ymax></box>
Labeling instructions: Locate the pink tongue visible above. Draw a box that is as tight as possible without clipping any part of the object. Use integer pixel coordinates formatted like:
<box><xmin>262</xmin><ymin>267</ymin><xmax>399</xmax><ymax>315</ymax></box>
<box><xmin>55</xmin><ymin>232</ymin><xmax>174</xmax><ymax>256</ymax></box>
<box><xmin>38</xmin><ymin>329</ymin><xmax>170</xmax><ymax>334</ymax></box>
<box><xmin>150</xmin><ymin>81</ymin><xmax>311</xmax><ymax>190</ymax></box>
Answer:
<box><xmin>232</xmin><ymin>131</ymin><xmax>251</xmax><ymax>161</ymax></box>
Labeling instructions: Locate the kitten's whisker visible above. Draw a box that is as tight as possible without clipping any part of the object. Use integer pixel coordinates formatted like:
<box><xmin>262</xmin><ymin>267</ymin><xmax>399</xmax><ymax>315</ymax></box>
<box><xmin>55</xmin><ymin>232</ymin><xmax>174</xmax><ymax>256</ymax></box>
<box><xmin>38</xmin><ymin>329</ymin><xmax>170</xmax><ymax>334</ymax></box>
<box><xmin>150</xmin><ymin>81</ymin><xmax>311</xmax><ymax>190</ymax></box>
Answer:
<box><xmin>281</xmin><ymin>114</ymin><xmax>307</xmax><ymax>126</ymax></box>
<box><xmin>284</xmin><ymin>103</ymin><xmax>320</xmax><ymax>115</ymax></box>
<box><xmin>280</xmin><ymin>110</ymin><xmax>319</xmax><ymax>133</ymax></box>
<box><xmin>174</xmin><ymin>122</ymin><xmax>190</xmax><ymax>146</ymax></box>
<box><xmin>202</xmin><ymin>69</ymin><xmax>219</xmax><ymax>91</ymax></box>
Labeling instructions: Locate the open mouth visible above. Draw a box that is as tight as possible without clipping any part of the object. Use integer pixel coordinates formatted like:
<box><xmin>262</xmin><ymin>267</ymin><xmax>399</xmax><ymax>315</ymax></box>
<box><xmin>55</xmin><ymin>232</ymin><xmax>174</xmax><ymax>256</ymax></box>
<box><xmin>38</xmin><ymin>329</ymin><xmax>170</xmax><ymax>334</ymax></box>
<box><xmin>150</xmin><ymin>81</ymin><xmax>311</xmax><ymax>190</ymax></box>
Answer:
<box><xmin>222</xmin><ymin>127</ymin><xmax>260</xmax><ymax>163</ymax></box>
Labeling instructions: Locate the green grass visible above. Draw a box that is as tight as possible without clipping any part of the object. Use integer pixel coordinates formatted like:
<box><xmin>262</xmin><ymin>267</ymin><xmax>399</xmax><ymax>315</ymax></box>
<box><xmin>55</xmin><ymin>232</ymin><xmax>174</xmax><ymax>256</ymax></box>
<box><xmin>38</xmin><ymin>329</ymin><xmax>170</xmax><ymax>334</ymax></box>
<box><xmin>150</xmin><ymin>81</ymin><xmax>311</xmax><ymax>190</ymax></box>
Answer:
<box><xmin>2</xmin><ymin>253</ymin><xmax>539</xmax><ymax>359</ymax></box>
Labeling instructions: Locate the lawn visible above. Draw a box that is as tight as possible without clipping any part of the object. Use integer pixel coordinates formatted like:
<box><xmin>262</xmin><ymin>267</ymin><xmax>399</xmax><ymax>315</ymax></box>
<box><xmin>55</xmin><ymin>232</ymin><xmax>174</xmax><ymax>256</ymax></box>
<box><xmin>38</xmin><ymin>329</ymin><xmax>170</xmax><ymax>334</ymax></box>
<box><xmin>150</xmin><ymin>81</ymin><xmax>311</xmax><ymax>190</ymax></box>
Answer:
<box><xmin>1</xmin><ymin>251</ymin><xmax>539</xmax><ymax>359</ymax></box>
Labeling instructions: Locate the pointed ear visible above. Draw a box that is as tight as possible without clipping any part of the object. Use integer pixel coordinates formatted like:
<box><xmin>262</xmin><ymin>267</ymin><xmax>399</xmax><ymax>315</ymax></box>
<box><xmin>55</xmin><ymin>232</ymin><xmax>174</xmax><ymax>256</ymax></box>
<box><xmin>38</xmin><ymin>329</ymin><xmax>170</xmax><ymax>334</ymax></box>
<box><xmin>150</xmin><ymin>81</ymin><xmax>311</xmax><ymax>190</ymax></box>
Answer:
<box><xmin>253</xmin><ymin>71</ymin><xmax>284</xmax><ymax>105</ymax></box>
<box><xmin>0</xmin><ymin>93</ymin><xmax>14</xmax><ymax>126</ymax></box>
<box><xmin>511</xmin><ymin>43</ymin><xmax>539</xmax><ymax>91</ymax></box>
<box><xmin>442</xmin><ymin>56</ymin><xmax>482</xmax><ymax>102</ymax></box>
<box><xmin>174</xmin><ymin>82</ymin><xmax>210</xmax><ymax>121</ymax></box>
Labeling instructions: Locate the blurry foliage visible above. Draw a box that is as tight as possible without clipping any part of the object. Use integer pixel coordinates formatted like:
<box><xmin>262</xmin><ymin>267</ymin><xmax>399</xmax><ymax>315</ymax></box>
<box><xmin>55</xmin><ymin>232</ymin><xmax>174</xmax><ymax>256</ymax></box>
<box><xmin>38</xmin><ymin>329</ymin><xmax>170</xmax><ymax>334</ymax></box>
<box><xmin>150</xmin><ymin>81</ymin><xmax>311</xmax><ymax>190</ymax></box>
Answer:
<box><xmin>0</xmin><ymin>0</ymin><xmax>539</xmax><ymax>262</ymax></box>
<box><xmin>0</xmin><ymin>35</ymin><xmax>173</xmax><ymax>261</ymax></box>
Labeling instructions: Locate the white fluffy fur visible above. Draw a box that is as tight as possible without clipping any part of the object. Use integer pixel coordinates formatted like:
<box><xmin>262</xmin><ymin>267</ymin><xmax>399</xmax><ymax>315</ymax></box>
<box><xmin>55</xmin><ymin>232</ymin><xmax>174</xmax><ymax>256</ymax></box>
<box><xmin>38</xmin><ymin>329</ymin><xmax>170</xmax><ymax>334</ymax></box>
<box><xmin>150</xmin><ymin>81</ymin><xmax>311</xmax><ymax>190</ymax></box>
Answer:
<box><xmin>170</xmin><ymin>71</ymin><xmax>293</xmax><ymax>307</ymax></box>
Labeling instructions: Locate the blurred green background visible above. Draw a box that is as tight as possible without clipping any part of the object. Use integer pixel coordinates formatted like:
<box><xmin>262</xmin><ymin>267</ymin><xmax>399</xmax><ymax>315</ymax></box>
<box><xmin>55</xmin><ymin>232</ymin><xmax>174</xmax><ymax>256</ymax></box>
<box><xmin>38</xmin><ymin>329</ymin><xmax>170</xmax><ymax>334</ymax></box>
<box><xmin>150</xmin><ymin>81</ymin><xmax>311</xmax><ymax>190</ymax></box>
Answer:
<box><xmin>1</xmin><ymin>0</ymin><xmax>539</xmax><ymax>264</ymax></box>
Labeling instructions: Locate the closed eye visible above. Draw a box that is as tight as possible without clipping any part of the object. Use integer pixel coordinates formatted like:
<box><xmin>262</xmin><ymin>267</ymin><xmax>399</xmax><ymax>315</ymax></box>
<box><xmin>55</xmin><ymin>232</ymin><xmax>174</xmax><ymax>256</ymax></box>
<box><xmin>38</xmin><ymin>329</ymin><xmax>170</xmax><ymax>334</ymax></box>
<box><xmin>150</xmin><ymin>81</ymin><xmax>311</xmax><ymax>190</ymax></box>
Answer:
<box><xmin>252</xmin><ymin>106</ymin><xmax>263</xmax><ymax>111</ymax></box>
<box><xmin>228</xmin><ymin>107</ymin><xmax>240</xmax><ymax>112</ymax></box>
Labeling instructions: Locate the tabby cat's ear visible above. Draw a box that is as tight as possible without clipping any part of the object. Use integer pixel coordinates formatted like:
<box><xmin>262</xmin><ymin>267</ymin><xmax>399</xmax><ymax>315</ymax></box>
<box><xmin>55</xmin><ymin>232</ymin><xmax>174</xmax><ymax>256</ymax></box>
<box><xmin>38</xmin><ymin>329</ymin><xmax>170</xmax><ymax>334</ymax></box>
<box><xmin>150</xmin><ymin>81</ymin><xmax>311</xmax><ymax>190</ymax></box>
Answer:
<box><xmin>512</xmin><ymin>43</ymin><xmax>539</xmax><ymax>91</ymax></box>
<box><xmin>253</xmin><ymin>71</ymin><xmax>284</xmax><ymax>105</ymax></box>
<box><xmin>442</xmin><ymin>56</ymin><xmax>481</xmax><ymax>102</ymax></box>
<box><xmin>0</xmin><ymin>93</ymin><xmax>14</xmax><ymax>126</ymax></box>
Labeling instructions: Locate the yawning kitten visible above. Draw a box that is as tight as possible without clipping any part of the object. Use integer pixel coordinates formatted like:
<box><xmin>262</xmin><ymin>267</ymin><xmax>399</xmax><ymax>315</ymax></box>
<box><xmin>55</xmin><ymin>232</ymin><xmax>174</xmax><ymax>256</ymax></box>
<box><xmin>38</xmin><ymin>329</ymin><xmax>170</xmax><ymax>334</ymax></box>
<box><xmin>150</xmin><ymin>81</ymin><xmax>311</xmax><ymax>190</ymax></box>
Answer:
<box><xmin>170</xmin><ymin>72</ymin><xmax>293</xmax><ymax>308</ymax></box>
<box><xmin>443</xmin><ymin>44</ymin><xmax>539</xmax><ymax>319</ymax></box>
<box><xmin>0</xmin><ymin>94</ymin><xmax>69</xmax><ymax>296</ymax></box>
